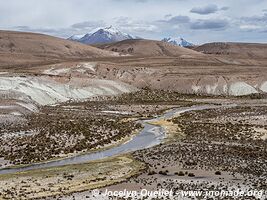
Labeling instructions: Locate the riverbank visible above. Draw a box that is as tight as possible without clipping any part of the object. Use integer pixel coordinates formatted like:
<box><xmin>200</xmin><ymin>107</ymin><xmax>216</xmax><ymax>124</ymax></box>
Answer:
<box><xmin>1</xmin><ymin>104</ymin><xmax>211</xmax><ymax>175</ymax></box>
<box><xmin>0</xmin><ymin>155</ymin><xmax>145</xmax><ymax>199</ymax></box>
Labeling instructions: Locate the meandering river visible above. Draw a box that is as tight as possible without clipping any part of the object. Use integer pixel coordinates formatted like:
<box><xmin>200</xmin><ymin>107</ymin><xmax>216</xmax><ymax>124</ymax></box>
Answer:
<box><xmin>0</xmin><ymin>104</ymin><xmax>228</xmax><ymax>175</ymax></box>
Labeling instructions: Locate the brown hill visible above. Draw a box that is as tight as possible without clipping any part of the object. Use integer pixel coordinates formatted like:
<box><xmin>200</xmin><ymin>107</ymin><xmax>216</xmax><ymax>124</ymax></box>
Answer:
<box><xmin>194</xmin><ymin>42</ymin><xmax>267</xmax><ymax>59</ymax></box>
<box><xmin>97</xmin><ymin>39</ymin><xmax>203</xmax><ymax>57</ymax></box>
<box><xmin>0</xmin><ymin>30</ymin><xmax>114</xmax><ymax>68</ymax></box>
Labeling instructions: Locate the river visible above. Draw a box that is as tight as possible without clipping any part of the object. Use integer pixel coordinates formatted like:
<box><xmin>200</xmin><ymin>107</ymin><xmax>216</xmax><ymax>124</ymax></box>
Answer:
<box><xmin>0</xmin><ymin>104</ymin><xmax>227</xmax><ymax>175</ymax></box>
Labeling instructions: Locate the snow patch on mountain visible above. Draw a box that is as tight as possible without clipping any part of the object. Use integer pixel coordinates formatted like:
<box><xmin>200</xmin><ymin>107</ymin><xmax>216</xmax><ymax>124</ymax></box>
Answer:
<box><xmin>162</xmin><ymin>37</ymin><xmax>194</xmax><ymax>47</ymax></box>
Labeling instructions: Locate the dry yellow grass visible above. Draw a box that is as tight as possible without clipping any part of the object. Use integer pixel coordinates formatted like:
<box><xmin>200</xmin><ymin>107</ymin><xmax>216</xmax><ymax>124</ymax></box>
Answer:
<box><xmin>148</xmin><ymin>118</ymin><xmax>184</xmax><ymax>141</ymax></box>
<box><xmin>0</xmin><ymin>155</ymin><xmax>145</xmax><ymax>200</ymax></box>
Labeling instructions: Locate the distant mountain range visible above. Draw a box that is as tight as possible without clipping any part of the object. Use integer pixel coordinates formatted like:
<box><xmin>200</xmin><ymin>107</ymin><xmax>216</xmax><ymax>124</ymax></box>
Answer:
<box><xmin>162</xmin><ymin>37</ymin><xmax>194</xmax><ymax>47</ymax></box>
<box><xmin>68</xmin><ymin>26</ymin><xmax>139</xmax><ymax>44</ymax></box>
<box><xmin>68</xmin><ymin>26</ymin><xmax>194</xmax><ymax>47</ymax></box>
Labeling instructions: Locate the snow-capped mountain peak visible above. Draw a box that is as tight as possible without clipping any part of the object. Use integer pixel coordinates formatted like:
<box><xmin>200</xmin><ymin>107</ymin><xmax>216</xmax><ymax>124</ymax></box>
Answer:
<box><xmin>101</xmin><ymin>25</ymin><xmax>121</xmax><ymax>34</ymax></box>
<box><xmin>162</xmin><ymin>37</ymin><xmax>194</xmax><ymax>47</ymax></box>
<box><xmin>68</xmin><ymin>26</ymin><xmax>137</xmax><ymax>44</ymax></box>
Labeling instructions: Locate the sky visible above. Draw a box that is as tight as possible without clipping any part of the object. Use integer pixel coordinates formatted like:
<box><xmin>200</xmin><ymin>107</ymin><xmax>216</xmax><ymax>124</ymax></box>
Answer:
<box><xmin>0</xmin><ymin>0</ymin><xmax>267</xmax><ymax>44</ymax></box>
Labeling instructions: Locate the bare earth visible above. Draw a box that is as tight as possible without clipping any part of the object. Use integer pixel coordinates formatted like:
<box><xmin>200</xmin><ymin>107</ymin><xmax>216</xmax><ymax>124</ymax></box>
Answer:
<box><xmin>0</xmin><ymin>31</ymin><xmax>266</xmax><ymax>199</ymax></box>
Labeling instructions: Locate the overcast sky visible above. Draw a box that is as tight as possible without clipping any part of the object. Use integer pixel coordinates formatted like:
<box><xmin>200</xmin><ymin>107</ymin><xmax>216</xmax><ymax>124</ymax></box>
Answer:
<box><xmin>0</xmin><ymin>0</ymin><xmax>267</xmax><ymax>44</ymax></box>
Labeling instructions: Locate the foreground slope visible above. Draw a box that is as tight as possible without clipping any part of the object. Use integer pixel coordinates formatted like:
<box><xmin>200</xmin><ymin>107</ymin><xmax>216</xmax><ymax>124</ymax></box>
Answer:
<box><xmin>97</xmin><ymin>39</ymin><xmax>203</xmax><ymax>57</ymax></box>
<box><xmin>195</xmin><ymin>42</ymin><xmax>267</xmax><ymax>59</ymax></box>
<box><xmin>0</xmin><ymin>30</ymin><xmax>114</xmax><ymax>68</ymax></box>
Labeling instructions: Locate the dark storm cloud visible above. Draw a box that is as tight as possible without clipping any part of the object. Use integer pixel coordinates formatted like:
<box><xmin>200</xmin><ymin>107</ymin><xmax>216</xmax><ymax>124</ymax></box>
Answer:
<box><xmin>190</xmin><ymin>19</ymin><xmax>229</xmax><ymax>29</ymax></box>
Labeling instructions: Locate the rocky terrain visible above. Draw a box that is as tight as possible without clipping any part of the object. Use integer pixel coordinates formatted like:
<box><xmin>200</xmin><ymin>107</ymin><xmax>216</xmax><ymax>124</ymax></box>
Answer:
<box><xmin>0</xmin><ymin>30</ymin><xmax>266</xmax><ymax>199</ymax></box>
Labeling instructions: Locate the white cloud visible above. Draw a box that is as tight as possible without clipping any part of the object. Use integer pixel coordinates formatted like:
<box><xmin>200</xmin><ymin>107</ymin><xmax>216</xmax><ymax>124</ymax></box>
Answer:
<box><xmin>190</xmin><ymin>4</ymin><xmax>219</xmax><ymax>15</ymax></box>
<box><xmin>239</xmin><ymin>24</ymin><xmax>262</xmax><ymax>30</ymax></box>
<box><xmin>0</xmin><ymin>0</ymin><xmax>266</xmax><ymax>43</ymax></box>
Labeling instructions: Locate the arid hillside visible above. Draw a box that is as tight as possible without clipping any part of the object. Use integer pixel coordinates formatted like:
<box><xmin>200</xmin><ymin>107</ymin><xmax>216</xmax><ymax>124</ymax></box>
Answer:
<box><xmin>94</xmin><ymin>57</ymin><xmax>267</xmax><ymax>96</ymax></box>
<box><xmin>0</xmin><ymin>31</ymin><xmax>266</xmax><ymax>101</ymax></box>
<box><xmin>194</xmin><ymin>42</ymin><xmax>267</xmax><ymax>59</ymax></box>
<box><xmin>97</xmin><ymin>39</ymin><xmax>203</xmax><ymax>57</ymax></box>
<box><xmin>0</xmin><ymin>30</ymin><xmax>114</xmax><ymax>68</ymax></box>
